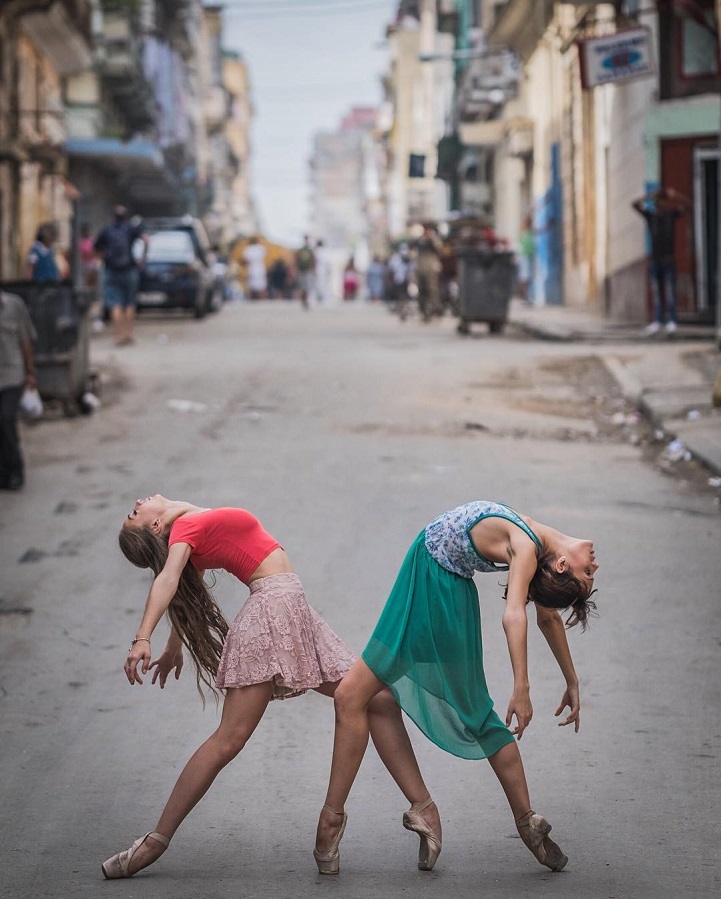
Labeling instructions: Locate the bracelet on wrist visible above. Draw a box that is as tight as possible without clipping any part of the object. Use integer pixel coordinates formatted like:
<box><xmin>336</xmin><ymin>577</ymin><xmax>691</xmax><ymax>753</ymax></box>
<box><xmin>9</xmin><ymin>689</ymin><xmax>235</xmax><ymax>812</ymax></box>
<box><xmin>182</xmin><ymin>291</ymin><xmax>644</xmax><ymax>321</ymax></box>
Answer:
<box><xmin>129</xmin><ymin>636</ymin><xmax>151</xmax><ymax>650</ymax></box>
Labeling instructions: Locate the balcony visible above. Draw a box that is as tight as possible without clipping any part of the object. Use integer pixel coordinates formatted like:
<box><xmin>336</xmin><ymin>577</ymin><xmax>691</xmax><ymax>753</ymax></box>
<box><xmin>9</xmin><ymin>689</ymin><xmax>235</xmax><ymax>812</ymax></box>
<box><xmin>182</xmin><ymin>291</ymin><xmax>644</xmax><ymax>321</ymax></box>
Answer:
<box><xmin>504</xmin><ymin>117</ymin><xmax>534</xmax><ymax>158</ymax></box>
<box><xmin>95</xmin><ymin>5</ymin><xmax>155</xmax><ymax>132</ymax></box>
<box><xmin>487</xmin><ymin>0</ymin><xmax>555</xmax><ymax>62</ymax></box>
<box><xmin>20</xmin><ymin>0</ymin><xmax>93</xmax><ymax>75</ymax></box>
<box><xmin>455</xmin><ymin>49</ymin><xmax>520</xmax><ymax>122</ymax></box>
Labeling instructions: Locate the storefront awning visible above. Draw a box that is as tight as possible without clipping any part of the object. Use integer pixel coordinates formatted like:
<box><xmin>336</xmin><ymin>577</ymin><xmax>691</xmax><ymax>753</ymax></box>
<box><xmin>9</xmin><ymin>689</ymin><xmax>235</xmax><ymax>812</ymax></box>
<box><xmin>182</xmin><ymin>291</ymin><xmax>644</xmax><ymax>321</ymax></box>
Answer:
<box><xmin>64</xmin><ymin>137</ymin><xmax>180</xmax><ymax>207</ymax></box>
<box><xmin>64</xmin><ymin>137</ymin><xmax>164</xmax><ymax>171</ymax></box>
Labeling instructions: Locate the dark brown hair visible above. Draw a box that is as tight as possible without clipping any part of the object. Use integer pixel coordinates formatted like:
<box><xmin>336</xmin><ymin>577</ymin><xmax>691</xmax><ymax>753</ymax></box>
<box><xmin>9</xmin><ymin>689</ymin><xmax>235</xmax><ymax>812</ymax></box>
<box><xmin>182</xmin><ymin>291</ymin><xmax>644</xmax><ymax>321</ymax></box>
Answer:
<box><xmin>505</xmin><ymin>547</ymin><xmax>598</xmax><ymax>629</ymax></box>
<box><xmin>118</xmin><ymin>524</ymin><xmax>229</xmax><ymax>701</ymax></box>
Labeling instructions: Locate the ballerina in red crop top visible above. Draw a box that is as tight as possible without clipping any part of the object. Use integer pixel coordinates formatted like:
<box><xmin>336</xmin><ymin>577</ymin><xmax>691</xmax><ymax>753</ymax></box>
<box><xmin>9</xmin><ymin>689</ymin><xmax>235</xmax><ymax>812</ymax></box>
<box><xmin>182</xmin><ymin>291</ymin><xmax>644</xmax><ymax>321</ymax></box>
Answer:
<box><xmin>101</xmin><ymin>494</ymin><xmax>440</xmax><ymax>880</ymax></box>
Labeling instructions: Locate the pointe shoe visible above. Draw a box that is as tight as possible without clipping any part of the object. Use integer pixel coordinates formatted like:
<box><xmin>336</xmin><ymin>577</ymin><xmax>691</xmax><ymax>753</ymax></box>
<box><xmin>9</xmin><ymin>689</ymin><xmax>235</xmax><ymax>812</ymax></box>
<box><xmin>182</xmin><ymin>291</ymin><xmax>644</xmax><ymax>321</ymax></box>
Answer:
<box><xmin>313</xmin><ymin>804</ymin><xmax>347</xmax><ymax>875</ymax></box>
<box><xmin>101</xmin><ymin>831</ymin><xmax>170</xmax><ymax>879</ymax></box>
<box><xmin>402</xmin><ymin>797</ymin><xmax>441</xmax><ymax>871</ymax></box>
<box><xmin>516</xmin><ymin>811</ymin><xmax>568</xmax><ymax>872</ymax></box>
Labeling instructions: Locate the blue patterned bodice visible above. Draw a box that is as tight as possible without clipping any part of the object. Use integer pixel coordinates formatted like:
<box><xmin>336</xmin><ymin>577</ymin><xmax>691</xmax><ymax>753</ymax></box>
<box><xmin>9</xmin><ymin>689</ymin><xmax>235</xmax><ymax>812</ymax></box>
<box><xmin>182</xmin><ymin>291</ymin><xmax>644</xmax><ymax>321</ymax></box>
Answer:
<box><xmin>424</xmin><ymin>501</ymin><xmax>542</xmax><ymax>578</ymax></box>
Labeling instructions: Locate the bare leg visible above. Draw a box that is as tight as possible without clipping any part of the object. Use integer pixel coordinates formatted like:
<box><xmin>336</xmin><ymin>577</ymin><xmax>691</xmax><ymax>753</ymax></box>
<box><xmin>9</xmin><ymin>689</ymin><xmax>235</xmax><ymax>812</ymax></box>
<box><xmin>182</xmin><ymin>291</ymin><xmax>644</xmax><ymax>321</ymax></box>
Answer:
<box><xmin>367</xmin><ymin>689</ymin><xmax>430</xmax><ymax>803</ymax></box>
<box><xmin>488</xmin><ymin>741</ymin><xmax>567</xmax><ymax>870</ymax></box>
<box><xmin>111</xmin><ymin>306</ymin><xmax>125</xmax><ymax>344</ymax></box>
<box><xmin>313</xmin><ymin>661</ymin><xmax>383</xmax><ymax>853</ymax></box>
<box><xmin>314</xmin><ymin>661</ymin><xmax>441</xmax><ymax>856</ymax></box>
<box><xmin>487</xmin><ymin>741</ymin><xmax>531</xmax><ymax>821</ymax></box>
<box><xmin>116</xmin><ymin>681</ymin><xmax>273</xmax><ymax>876</ymax></box>
<box><xmin>124</xmin><ymin>305</ymin><xmax>136</xmax><ymax>342</ymax></box>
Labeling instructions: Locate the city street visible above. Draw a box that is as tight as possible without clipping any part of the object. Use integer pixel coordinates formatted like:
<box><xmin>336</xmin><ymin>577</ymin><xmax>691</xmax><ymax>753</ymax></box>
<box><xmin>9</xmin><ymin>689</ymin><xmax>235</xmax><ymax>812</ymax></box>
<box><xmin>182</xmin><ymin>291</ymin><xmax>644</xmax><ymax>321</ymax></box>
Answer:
<box><xmin>1</xmin><ymin>300</ymin><xmax>719</xmax><ymax>899</ymax></box>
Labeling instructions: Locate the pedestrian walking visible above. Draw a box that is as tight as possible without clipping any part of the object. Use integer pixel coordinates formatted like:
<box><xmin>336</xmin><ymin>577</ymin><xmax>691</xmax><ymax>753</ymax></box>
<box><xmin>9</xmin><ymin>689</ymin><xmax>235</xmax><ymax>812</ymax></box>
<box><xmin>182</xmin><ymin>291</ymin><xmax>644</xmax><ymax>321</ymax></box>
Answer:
<box><xmin>414</xmin><ymin>225</ymin><xmax>443</xmax><ymax>321</ymax></box>
<box><xmin>268</xmin><ymin>257</ymin><xmax>289</xmax><ymax>299</ymax></box>
<box><xmin>77</xmin><ymin>223</ymin><xmax>99</xmax><ymax>289</ymax></box>
<box><xmin>342</xmin><ymin>258</ymin><xmax>360</xmax><ymax>301</ymax></box>
<box><xmin>315</xmin><ymin>500</ymin><xmax>599</xmax><ymax>876</ymax></box>
<box><xmin>632</xmin><ymin>187</ymin><xmax>690</xmax><ymax>336</ymax></box>
<box><xmin>0</xmin><ymin>290</ymin><xmax>37</xmax><ymax>490</ymax></box>
<box><xmin>241</xmin><ymin>235</ymin><xmax>267</xmax><ymax>299</ymax></box>
<box><xmin>25</xmin><ymin>223</ymin><xmax>60</xmax><ymax>282</ymax></box>
<box><xmin>295</xmin><ymin>236</ymin><xmax>316</xmax><ymax>309</ymax></box>
<box><xmin>386</xmin><ymin>242</ymin><xmax>414</xmax><ymax>320</ymax></box>
<box><xmin>366</xmin><ymin>255</ymin><xmax>386</xmax><ymax>301</ymax></box>
<box><xmin>315</xmin><ymin>239</ymin><xmax>332</xmax><ymax>303</ymax></box>
<box><xmin>518</xmin><ymin>215</ymin><xmax>536</xmax><ymax>304</ymax></box>
<box><xmin>94</xmin><ymin>206</ymin><xmax>148</xmax><ymax>346</ymax></box>
<box><xmin>102</xmin><ymin>495</ymin><xmax>437</xmax><ymax>879</ymax></box>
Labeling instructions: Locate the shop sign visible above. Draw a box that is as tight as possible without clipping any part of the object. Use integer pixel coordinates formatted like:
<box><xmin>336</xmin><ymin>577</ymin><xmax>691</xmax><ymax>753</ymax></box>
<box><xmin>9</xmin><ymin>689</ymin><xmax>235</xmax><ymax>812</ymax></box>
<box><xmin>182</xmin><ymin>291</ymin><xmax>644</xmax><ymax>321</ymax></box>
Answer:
<box><xmin>577</xmin><ymin>27</ymin><xmax>655</xmax><ymax>89</ymax></box>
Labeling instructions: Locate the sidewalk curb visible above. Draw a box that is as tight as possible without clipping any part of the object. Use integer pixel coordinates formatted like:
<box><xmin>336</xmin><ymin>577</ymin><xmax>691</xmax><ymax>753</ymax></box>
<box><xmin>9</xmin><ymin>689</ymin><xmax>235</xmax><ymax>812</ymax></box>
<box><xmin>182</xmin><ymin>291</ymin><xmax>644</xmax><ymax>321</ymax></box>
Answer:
<box><xmin>509</xmin><ymin>318</ymin><xmax>715</xmax><ymax>345</ymax></box>
<box><xmin>600</xmin><ymin>356</ymin><xmax>644</xmax><ymax>405</ymax></box>
<box><xmin>600</xmin><ymin>356</ymin><xmax>721</xmax><ymax>478</ymax></box>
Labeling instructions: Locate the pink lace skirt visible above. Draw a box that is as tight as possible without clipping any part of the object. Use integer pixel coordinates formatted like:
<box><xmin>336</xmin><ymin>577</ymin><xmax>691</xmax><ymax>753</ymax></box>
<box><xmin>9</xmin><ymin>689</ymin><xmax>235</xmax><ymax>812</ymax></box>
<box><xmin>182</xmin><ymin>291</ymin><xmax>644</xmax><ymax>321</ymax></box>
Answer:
<box><xmin>215</xmin><ymin>573</ymin><xmax>357</xmax><ymax>699</ymax></box>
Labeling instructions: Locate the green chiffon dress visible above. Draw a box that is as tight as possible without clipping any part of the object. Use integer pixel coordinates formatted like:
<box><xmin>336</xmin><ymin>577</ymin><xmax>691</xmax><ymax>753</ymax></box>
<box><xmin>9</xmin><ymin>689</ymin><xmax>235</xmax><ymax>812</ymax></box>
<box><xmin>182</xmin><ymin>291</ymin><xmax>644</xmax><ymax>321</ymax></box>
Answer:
<box><xmin>362</xmin><ymin>501</ymin><xmax>542</xmax><ymax>760</ymax></box>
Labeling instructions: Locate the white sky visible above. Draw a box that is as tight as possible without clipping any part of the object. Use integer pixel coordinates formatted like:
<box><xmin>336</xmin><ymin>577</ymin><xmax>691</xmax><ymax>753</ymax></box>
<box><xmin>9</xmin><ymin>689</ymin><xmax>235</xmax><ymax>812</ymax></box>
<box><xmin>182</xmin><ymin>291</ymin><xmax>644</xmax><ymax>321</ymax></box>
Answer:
<box><xmin>220</xmin><ymin>0</ymin><xmax>398</xmax><ymax>247</ymax></box>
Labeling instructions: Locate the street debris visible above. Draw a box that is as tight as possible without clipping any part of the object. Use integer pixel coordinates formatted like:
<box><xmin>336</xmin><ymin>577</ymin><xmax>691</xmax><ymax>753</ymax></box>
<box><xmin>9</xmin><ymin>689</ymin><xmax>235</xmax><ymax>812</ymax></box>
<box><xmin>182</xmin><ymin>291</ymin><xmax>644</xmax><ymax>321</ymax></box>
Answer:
<box><xmin>663</xmin><ymin>438</ymin><xmax>692</xmax><ymax>463</ymax></box>
<box><xmin>167</xmin><ymin>398</ymin><xmax>207</xmax><ymax>414</ymax></box>
<box><xmin>81</xmin><ymin>391</ymin><xmax>101</xmax><ymax>412</ymax></box>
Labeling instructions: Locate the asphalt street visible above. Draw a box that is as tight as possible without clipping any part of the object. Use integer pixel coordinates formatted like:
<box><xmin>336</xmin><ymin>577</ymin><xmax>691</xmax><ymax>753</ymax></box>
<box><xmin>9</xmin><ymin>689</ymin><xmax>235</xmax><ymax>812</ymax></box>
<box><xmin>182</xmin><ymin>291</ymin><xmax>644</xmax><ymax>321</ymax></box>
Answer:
<box><xmin>1</xmin><ymin>300</ymin><xmax>719</xmax><ymax>899</ymax></box>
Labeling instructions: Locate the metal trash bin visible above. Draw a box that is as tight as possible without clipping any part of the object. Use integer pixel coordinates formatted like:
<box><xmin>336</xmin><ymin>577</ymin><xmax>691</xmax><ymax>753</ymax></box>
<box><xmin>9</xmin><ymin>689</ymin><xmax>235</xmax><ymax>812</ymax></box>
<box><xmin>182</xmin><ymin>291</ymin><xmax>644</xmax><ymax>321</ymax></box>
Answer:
<box><xmin>0</xmin><ymin>280</ymin><xmax>94</xmax><ymax>414</ymax></box>
<box><xmin>456</xmin><ymin>249</ymin><xmax>517</xmax><ymax>335</ymax></box>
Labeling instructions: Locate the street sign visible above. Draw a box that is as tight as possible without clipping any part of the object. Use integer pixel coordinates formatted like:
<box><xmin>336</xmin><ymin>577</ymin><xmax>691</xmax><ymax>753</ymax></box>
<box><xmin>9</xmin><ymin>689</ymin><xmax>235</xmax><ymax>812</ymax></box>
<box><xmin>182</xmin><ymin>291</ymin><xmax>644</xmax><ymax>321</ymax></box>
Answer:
<box><xmin>577</xmin><ymin>27</ymin><xmax>655</xmax><ymax>89</ymax></box>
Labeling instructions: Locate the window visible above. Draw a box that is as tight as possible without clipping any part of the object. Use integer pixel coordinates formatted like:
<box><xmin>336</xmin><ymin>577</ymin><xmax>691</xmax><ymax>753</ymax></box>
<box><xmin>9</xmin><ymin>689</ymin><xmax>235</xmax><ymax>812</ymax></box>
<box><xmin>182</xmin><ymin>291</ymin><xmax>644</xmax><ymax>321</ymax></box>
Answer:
<box><xmin>681</xmin><ymin>10</ymin><xmax>718</xmax><ymax>77</ymax></box>
<box><xmin>658</xmin><ymin>0</ymin><xmax>720</xmax><ymax>100</ymax></box>
<box><xmin>146</xmin><ymin>231</ymin><xmax>196</xmax><ymax>263</ymax></box>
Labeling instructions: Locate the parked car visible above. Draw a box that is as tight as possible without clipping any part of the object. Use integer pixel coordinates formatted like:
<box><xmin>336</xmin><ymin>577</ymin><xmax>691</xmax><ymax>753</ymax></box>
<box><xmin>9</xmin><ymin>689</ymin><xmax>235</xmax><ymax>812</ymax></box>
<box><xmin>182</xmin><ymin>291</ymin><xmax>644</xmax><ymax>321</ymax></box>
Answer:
<box><xmin>135</xmin><ymin>217</ymin><xmax>219</xmax><ymax>318</ymax></box>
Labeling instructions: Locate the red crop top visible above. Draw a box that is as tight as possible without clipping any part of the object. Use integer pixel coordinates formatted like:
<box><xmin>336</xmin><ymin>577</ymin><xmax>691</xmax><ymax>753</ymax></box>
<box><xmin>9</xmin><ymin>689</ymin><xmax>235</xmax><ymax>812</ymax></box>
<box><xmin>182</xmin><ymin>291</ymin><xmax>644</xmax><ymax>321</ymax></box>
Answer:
<box><xmin>168</xmin><ymin>508</ymin><xmax>282</xmax><ymax>583</ymax></box>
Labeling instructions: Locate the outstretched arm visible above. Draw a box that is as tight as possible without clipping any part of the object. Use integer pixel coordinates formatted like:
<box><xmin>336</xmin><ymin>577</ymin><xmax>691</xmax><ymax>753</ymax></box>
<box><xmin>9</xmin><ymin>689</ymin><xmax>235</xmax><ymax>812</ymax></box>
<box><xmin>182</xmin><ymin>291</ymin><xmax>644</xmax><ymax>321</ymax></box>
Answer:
<box><xmin>502</xmin><ymin>546</ymin><xmax>538</xmax><ymax>739</ymax></box>
<box><xmin>535</xmin><ymin>605</ymin><xmax>580</xmax><ymax>732</ymax></box>
<box><xmin>124</xmin><ymin>541</ymin><xmax>192</xmax><ymax>685</ymax></box>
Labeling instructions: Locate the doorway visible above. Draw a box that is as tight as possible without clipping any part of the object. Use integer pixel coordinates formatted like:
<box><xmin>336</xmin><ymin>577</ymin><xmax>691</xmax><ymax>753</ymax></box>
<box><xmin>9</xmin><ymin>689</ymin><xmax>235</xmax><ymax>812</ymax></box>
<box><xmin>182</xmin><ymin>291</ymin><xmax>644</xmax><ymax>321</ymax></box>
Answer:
<box><xmin>693</xmin><ymin>145</ymin><xmax>718</xmax><ymax>321</ymax></box>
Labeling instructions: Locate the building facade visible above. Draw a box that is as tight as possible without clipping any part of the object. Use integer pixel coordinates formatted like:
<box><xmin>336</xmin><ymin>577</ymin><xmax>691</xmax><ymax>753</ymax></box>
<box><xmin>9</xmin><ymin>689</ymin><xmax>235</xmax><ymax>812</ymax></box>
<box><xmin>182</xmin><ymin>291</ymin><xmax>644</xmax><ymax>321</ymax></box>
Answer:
<box><xmin>0</xmin><ymin>0</ymin><xmax>93</xmax><ymax>279</ymax></box>
<box><xmin>0</xmin><ymin>0</ymin><xmax>257</xmax><ymax>279</ymax></box>
<box><xmin>440</xmin><ymin>0</ymin><xmax>719</xmax><ymax>324</ymax></box>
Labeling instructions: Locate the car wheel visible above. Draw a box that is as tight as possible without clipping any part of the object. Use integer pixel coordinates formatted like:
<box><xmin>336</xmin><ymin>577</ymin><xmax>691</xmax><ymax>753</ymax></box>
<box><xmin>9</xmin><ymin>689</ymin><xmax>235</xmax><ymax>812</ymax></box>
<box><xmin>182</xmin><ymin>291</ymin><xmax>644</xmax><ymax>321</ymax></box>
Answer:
<box><xmin>193</xmin><ymin>293</ymin><xmax>207</xmax><ymax>319</ymax></box>
<box><xmin>209</xmin><ymin>288</ymin><xmax>222</xmax><ymax>313</ymax></box>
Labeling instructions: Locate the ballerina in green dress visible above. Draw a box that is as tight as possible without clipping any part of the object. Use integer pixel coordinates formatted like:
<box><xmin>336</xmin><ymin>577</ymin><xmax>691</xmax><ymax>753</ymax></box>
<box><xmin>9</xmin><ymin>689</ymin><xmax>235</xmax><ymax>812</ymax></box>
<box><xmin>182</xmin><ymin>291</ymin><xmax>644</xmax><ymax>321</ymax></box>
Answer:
<box><xmin>313</xmin><ymin>501</ymin><xmax>598</xmax><ymax>876</ymax></box>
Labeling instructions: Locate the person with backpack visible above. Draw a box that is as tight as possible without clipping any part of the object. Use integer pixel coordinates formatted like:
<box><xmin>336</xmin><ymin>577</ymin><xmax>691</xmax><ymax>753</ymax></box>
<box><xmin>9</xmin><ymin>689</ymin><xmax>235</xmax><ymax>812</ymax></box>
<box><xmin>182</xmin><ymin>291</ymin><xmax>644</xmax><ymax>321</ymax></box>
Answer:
<box><xmin>94</xmin><ymin>206</ymin><xmax>148</xmax><ymax>345</ymax></box>
<box><xmin>295</xmin><ymin>236</ymin><xmax>316</xmax><ymax>310</ymax></box>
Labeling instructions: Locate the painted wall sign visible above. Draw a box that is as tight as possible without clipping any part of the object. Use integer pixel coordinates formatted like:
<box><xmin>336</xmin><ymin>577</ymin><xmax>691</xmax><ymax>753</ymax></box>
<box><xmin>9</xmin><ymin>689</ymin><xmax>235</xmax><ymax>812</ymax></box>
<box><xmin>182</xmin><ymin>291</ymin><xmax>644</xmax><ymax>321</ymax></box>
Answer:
<box><xmin>577</xmin><ymin>27</ymin><xmax>655</xmax><ymax>89</ymax></box>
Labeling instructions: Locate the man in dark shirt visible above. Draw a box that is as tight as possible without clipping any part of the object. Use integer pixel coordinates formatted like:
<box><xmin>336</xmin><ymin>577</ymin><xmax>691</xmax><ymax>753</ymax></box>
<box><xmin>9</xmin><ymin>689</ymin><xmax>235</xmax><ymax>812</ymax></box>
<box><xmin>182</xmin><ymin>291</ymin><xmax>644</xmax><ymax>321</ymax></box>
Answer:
<box><xmin>632</xmin><ymin>187</ymin><xmax>689</xmax><ymax>336</ymax></box>
<box><xmin>94</xmin><ymin>206</ymin><xmax>147</xmax><ymax>345</ymax></box>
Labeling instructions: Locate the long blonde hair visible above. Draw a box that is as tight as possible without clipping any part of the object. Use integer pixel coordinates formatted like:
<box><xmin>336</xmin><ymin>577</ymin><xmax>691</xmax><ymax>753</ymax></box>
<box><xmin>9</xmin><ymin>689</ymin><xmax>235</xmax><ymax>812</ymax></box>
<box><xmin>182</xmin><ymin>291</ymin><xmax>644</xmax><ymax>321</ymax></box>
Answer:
<box><xmin>118</xmin><ymin>524</ymin><xmax>229</xmax><ymax>701</ymax></box>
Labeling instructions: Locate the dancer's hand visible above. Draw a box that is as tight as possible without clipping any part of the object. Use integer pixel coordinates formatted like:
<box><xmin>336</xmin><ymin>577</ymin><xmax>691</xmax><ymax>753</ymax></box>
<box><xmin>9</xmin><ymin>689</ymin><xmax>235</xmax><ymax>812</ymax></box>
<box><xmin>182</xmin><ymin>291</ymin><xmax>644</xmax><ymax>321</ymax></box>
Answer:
<box><xmin>555</xmin><ymin>684</ymin><xmax>580</xmax><ymax>732</ymax></box>
<box><xmin>149</xmin><ymin>646</ymin><xmax>184</xmax><ymax>688</ymax></box>
<box><xmin>506</xmin><ymin>688</ymin><xmax>533</xmax><ymax>739</ymax></box>
<box><xmin>124</xmin><ymin>641</ymin><xmax>152</xmax><ymax>685</ymax></box>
